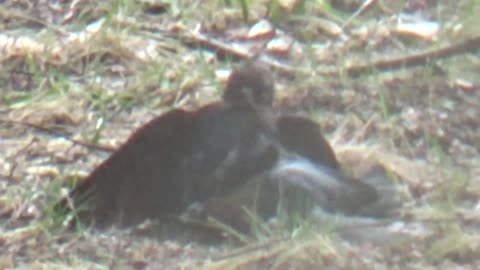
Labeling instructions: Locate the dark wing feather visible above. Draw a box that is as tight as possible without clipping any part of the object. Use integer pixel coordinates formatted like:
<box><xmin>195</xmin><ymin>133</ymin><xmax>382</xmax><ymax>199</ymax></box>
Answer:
<box><xmin>183</xmin><ymin>104</ymin><xmax>279</xmax><ymax>201</ymax></box>
<box><xmin>56</xmin><ymin>108</ymin><xmax>196</xmax><ymax>226</ymax></box>
<box><xmin>276</xmin><ymin>115</ymin><xmax>340</xmax><ymax>170</ymax></box>
<box><xmin>275</xmin><ymin>115</ymin><xmax>379</xmax><ymax>214</ymax></box>
<box><xmin>57</xmin><ymin>103</ymin><xmax>278</xmax><ymax>227</ymax></box>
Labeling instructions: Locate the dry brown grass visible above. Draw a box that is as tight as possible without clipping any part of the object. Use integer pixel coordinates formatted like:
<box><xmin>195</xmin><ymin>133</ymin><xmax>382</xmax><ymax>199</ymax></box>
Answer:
<box><xmin>1</xmin><ymin>0</ymin><xmax>479</xmax><ymax>269</ymax></box>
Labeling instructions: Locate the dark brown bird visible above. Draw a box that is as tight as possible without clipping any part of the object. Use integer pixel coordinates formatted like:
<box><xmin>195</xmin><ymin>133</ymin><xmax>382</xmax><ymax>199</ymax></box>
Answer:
<box><xmin>58</xmin><ymin>61</ymin><xmax>380</xmax><ymax>232</ymax></box>
<box><xmin>57</xmin><ymin>62</ymin><xmax>279</xmax><ymax>227</ymax></box>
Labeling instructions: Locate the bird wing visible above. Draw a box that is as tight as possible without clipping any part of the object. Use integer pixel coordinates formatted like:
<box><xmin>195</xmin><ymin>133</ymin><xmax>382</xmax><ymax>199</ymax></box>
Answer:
<box><xmin>182</xmin><ymin>105</ymin><xmax>279</xmax><ymax>201</ymax></box>
<box><xmin>276</xmin><ymin>115</ymin><xmax>340</xmax><ymax>170</ymax></box>
<box><xmin>55</xmin><ymin>108</ymin><xmax>197</xmax><ymax>226</ymax></box>
<box><xmin>275</xmin><ymin>115</ymin><xmax>379</xmax><ymax>214</ymax></box>
<box><xmin>57</xmin><ymin>104</ymin><xmax>278</xmax><ymax>227</ymax></box>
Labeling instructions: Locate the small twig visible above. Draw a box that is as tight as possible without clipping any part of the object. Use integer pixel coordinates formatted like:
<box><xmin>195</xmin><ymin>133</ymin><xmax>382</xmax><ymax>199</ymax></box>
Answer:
<box><xmin>181</xmin><ymin>29</ymin><xmax>300</xmax><ymax>75</ymax></box>
<box><xmin>212</xmin><ymin>236</ymin><xmax>289</xmax><ymax>261</ymax></box>
<box><xmin>341</xmin><ymin>35</ymin><xmax>480</xmax><ymax>77</ymax></box>
<box><xmin>180</xmin><ymin>26</ymin><xmax>480</xmax><ymax>78</ymax></box>
<box><xmin>182</xmin><ymin>28</ymin><xmax>252</xmax><ymax>59</ymax></box>
<box><xmin>2</xmin><ymin>137</ymin><xmax>37</xmax><ymax>181</ymax></box>
<box><xmin>0</xmin><ymin>119</ymin><xmax>116</xmax><ymax>152</ymax></box>
<box><xmin>0</xmin><ymin>7</ymin><xmax>69</xmax><ymax>36</ymax></box>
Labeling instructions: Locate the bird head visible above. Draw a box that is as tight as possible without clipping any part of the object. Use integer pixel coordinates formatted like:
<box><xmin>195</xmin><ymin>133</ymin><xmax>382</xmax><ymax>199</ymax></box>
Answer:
<box><xmin>223</xmin><ymin>62</ymin><xmax>275</xmax><ymax>110</ymax></box>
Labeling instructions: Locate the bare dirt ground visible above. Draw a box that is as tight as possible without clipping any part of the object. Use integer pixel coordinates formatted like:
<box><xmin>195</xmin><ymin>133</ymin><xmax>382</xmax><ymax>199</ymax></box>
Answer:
<box><xmin>1</xmin><ymin>0</ymin><xmax>480</xmax><ymax>269</ymax></box>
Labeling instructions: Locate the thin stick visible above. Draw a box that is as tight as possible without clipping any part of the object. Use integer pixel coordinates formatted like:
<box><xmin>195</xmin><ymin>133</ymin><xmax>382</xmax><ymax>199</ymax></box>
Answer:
<box><xmin>212</xmin><ymin>236</ymin><xmax>289</xmax><ymax>261</ymax></box>
<box><xmin>0</xmin><ymin>119</ymin><xmax>116</xmax><ymax>152</ymax></box>
<box><xmin>181</xmin><ymin>27</ymin><xmax>480</xmax><ymax>77</ymax></box>
<box><xmin>0</xmin><ymin>7</ymin><xmax>69</xmax><ymax>35</ymax></box>
<box><xmin>342</xmin><ymin>35</ymin><xmax>480</xmax><ymax>77</ymax></box>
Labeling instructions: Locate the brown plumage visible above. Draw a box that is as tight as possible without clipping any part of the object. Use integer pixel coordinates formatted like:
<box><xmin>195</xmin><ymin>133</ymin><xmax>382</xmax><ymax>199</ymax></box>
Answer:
<box><xmin>57</xmin><ymin>62</ymin><xmax>279</xmax><ymax>227</ymax></box>
<box><xmin>276</xmin><ymin>115</ymin><xmax>340</xmax><ymax>170</ymax></box>
<box><xmin>185</xmin><ymin>114</ymin><xmax>380</xmax><ymax>232</ymax></box>
<box><xmin>274</xmin><ymin>115</ymin><xmax>380</xmax><ymax>214</ymax></box>
<box><xmin>57</xmin><ymin>61</ymin><xmax>380</xmax><ymax>232</ymax></box>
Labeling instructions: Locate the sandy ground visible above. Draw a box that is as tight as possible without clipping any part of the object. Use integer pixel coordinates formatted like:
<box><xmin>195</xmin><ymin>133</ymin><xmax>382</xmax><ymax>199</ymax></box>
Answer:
<box><xmin>1</xmin><ymin>0</ymin><xmax>480</xmax><ymax>269</ymax></box>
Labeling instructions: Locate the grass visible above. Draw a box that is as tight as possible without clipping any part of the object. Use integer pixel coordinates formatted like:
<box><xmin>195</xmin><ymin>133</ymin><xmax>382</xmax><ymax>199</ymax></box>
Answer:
<box><xmin>1</xmin><ymin>0</ymin><xmax>480</xmax><ymax>268</ymax></box>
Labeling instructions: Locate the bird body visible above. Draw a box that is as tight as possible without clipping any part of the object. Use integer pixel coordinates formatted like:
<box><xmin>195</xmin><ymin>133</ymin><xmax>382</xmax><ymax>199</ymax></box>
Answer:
<box><xmin>58</xmin><ymin>62</ymin><xmax>387</xmax><ymax>232</ymax></box>
<box><xmin>61</xmin><ymin>103</ymin><xmax>280</xmax><ymax>227</ymax></box>
<box><xmin>58</xmin><ymin>63</ymin><xmax>279</xmax><ymax>227</ymax></box>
